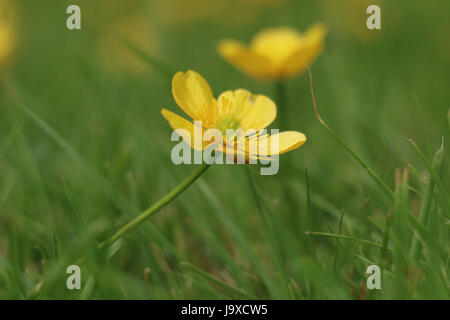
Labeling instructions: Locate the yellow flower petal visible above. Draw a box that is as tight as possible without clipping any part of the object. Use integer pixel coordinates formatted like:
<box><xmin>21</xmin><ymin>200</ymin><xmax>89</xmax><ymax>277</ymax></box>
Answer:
<box><xmin>161</xmin><ymin>108</ymin><xmax>206</xmax><ymax>151</ymax></box>
<box><xmin>216</xmin><ymin>89</ymin><xmax>276</xmax><ymax>131</ymax></box>
<box><xmin>250</xmin><ymin>27</ymin><xmax>304</xmax><ymax>65</ymax></box>
<box><xmin>0</xmin><ymin>26</ymin><xmax>13</xmax><ymax>66</ymax></box>
<box><xmin>0</xmin><ymin>0</ymin><xmax>16</xmax><ymax>69</ymax></box>
<box><xmin>304</xmin><ymin>23</ymin><xmax>327</xmax><ymax>44</ymax></box>
<box><xmin>225</xmin><ymin>130</ymin><xmax>306</xmax><ymax>161</ymax></box>
<box><xmin>216</xmin><ymin>89</ymin><xmax>250</xmax><ymax>116</ymax></box>
<box><xmin>281</xmin><ymin>24</ymin><xmax>327</xmax><ymax>77</ymax></box>
<box><xmin>238</xmin><ymin>94</ymin><xmax>277</xmax><ymax>131</ymax></box>
<box><xmin>254</xmin><ymin>131</ymin><xmax>306</xmax><ymax>156</ymax></box>
<box><xmin>172</xmin><ymin>70</ymin><xmax>217</xmax><ymax>126</ymax></box>
<box><xmin>217</xmin><ymin>40</ymin><xmax>274</xmax><ymax>79</ymax></box>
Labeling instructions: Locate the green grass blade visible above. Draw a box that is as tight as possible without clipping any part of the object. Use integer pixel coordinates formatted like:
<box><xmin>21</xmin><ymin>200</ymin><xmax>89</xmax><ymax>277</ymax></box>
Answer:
<box><xmin>245</xmin><ymin>167</ymin><xmax>293</xmax><ymax>299</ymax></box>
<box><xmin>306</xmin><ymin>231</ymin><xmax>393</xmax><ymax>250</ymax></box>
<box><xmin>409</xmin><ymin>146</ymin><xmax>442</xmax><ymax>260</ymax></box>
<box><xmin>180</xmin><ymin>262</ymin><xmax>255</xmax><ymax>299</ymax></box>
<box><xmin>409</xmin><ymin>139</ymin><xmax>449</xmax><ymax>213</ymax></box>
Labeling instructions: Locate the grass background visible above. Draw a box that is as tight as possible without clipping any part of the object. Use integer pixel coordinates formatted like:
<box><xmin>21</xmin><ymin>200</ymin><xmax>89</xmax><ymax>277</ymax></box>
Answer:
<box><xmin>0</xmin><ymin>0</ymin><xmax>449</xmax><ymax>299</ymax></box>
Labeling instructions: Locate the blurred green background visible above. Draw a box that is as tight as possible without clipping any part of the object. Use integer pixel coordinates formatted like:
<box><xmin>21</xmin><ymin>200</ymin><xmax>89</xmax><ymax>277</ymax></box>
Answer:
<box><xmin>0</xmin><ymin>0</ymin><xmax>448</xmax><ymax>299</ymax></box>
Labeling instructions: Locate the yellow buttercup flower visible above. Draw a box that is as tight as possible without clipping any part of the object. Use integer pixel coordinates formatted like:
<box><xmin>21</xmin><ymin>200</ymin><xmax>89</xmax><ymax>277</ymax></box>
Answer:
<box><xmin>218</xmin><ymin>24</ymin><xmax>326</xmax><ymax>81</ymax></box>
<box><xmin>161</xmin><ymin>70</ymin><xmax>306</xmax><ymax>162</ymax></box>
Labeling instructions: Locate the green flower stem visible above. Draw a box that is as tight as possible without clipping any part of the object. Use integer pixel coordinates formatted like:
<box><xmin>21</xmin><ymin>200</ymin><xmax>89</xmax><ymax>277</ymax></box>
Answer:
<box><xmin>27</xmin><ymin>163</ymin><xmax>210</xmax><ymax>299</ymax></box>
<box><xmin>275</xmin><ymin>81</ymin><xmax>288</xmax><ymax>129</ymax></box>
<box><xmin>101</xmin><ymin>163</ymin><xmax>210</xmax><ymax>248</ymax></box>
<box><xmin>274</xmin><ymin>80</ymin><xmax>298</xmax><ymax>214</ymax></box>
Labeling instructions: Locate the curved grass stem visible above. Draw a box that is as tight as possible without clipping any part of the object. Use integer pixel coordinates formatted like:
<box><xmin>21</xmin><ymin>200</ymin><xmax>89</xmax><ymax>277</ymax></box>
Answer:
<box><xmin>306</xmin><ymin>67</ymin><xmax>395</xmax><ymax>200</ymax></box>
<box><xmin>306</xmin><ymin>68</ymin><xmax>448</xmax><ymax>263</ymax></box>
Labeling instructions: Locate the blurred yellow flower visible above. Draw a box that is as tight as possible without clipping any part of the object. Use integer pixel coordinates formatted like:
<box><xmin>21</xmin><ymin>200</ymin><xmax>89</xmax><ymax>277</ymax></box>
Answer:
<box><xmin>96</xmin><ymin>14</ymin><xmax>159</xmax><ymax>75</ymax></box>
<box><xmin>0</xmin><ymin>0</ymin><xmax>16</xmax><ymax>70</ymax></box>
<box><xmin>218</xmin><ymin>24</ymin><xmax>326</xmax><ymax>81</ymax></box>
<box><xmin>161</xmin><ymin>70</ymin><xmax>306</xmax><ymax>162</ymax></box>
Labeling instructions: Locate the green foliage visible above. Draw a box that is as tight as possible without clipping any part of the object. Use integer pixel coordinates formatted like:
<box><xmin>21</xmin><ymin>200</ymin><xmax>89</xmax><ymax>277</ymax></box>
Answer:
<box><xmin>0</xmin><ymin>0</ymin><xmax>448</xmax><ymax>299</ymax></box>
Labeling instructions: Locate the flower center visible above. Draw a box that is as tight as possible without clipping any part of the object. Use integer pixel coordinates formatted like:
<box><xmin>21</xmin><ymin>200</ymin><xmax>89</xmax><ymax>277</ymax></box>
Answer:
<box><xmin>215</xmin><ymin>115</ymin><xmax>241</xmax><ymax>135</ymax></box>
